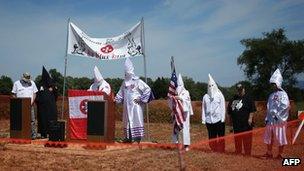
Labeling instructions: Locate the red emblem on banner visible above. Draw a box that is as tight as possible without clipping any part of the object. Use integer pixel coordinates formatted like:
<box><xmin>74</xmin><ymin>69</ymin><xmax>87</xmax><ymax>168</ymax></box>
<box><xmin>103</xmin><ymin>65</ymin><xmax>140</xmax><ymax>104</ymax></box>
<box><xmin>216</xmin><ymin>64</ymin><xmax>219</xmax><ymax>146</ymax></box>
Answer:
<box><xmin>79</xmin><ymin>99</ymin><xmax>88</xmax><ymax>115</ymax></box>
<box><xmin>100</xmin><ymin>45</ymin><xmax>114</xmax><ymax>53</ymax></box>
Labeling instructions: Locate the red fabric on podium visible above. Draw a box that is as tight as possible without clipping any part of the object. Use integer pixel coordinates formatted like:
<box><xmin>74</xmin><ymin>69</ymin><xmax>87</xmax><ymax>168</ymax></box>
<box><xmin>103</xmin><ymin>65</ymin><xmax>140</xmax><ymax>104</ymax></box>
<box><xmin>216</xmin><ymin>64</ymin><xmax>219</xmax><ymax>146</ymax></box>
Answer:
<box><xmin>69</xmin><ymin>118</ymin><xmax>87</xmax><ymax>140</ymax></box>
<box><xmin>68</xmin><ymin>90</ymin><xmax>104</xmax><ymax>140</ymax></box>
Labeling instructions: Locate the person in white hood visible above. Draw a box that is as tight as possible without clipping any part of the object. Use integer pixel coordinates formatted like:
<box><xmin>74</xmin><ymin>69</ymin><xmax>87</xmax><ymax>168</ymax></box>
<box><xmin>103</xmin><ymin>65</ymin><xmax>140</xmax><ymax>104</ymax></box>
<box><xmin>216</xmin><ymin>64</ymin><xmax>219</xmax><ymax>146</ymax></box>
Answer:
<box><xmin>88</xmin><ymin>66</ymin><xmax>111</xmax><ymax>96</ymax></box>
<box><xmin>171</xmin><ymin>74</ymin><xmax>194</xmax><ymax>151</ymax></box>
<box><xmin>115</xmin><ymin>58</ymin><xmax>152</xmax><ymax>143</ymax></box>
<box><xmin>263</xmin><ymin>69</ymin><xmax>289</xmax><ymax>159</ymax></box>
<box><xmin>201</xmin><ymin>74</ymin><xmax>226</xmax><ymax>152</ymax></box>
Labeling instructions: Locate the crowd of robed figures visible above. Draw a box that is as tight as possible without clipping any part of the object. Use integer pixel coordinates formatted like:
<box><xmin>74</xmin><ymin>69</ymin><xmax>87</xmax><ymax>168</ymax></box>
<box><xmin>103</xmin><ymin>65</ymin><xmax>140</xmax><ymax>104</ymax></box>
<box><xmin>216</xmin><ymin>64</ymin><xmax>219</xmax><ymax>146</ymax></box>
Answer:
<box><xmin>11</xmin><ymin>58</ymin><xmax>290</xmax><ymax>159</ymax></box>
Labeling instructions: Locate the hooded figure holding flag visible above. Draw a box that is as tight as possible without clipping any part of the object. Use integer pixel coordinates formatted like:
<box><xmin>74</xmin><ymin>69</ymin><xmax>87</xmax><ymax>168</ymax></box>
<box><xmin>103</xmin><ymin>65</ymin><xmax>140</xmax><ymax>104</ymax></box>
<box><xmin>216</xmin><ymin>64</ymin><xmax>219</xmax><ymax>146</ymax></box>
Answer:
<box><xmin>115</xmin><ymin>58</ymin><xmax>152</xmax><ymax>143</ymax></box>
<box><xmin>88</xmin><ymin>66</ymin><xmax>111</xmax><ymax>96</ymax></box>
<box><xmin>36</xmin><ymin>66</ymin><xmax>58</xmax><ymax>138</ymax></box>
<box><xmin>202</xmin><ymin>74</ymin><xmax>226</xmax><ymax>152</ymax></box>
<box><xmin>263</xmin><ymin>69</ymin><xmax>289</xmax><ymax>159</ymax></box>
<box><xmin>170</xmin><ymin>74</ymin><xmax>194</xmax><ymax>151</ymax></box>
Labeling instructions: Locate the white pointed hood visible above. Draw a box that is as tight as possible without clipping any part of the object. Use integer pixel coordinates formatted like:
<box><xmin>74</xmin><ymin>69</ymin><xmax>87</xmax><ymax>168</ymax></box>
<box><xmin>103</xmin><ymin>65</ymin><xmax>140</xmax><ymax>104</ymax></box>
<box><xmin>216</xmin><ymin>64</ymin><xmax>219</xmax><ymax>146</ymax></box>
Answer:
<box><xmin>124</xmin><ymin>57</ymin><xmax>135</xmax><ymax>76</ymax></box>
<box><xmin>94</xmin><ymin>66</ymin><xmax>104</xmax><ymax>83</ymax></box>
<box><xmin>207</xmin><ymin>74</ymin><xmax>219</xmax><ymax>99</ymax></box>
<box><xmin>269</xmin><ymin>68</ymin><xmax>283</xmax><ymax>90</ymax></box>
<box><xmin>176</xmin><ymin>73</ymin><xmax>194</xmax><ymax>115</ymax></box>
<box><xmin>177</xmin><ymin>73</ymin><xmax>185</xmax><ymax>95</ymax></box>
<box><xmin>124</xmin><ymin>58</ymin><xmax>138</xmax><ymax>86</ymax></box>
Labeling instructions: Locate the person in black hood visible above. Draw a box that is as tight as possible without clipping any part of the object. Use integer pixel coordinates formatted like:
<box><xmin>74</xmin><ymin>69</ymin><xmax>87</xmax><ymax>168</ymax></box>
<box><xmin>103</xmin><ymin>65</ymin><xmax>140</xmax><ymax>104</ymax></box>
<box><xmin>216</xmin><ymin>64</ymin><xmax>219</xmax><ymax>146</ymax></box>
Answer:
<box><xmin>36</xmin><ymin>66</ymin><xmax>58</xmax><ymax>138</ymax></box>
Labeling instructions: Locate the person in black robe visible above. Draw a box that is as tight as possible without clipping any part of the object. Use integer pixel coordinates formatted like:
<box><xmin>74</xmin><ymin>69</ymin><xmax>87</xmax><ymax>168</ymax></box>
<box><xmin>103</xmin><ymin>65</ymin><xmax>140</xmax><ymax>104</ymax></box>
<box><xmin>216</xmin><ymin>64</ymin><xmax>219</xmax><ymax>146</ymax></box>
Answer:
<box><xmin>36</xmin><ymin>66</ymin><xmax>58</xmax><ymax>138</ymax></box>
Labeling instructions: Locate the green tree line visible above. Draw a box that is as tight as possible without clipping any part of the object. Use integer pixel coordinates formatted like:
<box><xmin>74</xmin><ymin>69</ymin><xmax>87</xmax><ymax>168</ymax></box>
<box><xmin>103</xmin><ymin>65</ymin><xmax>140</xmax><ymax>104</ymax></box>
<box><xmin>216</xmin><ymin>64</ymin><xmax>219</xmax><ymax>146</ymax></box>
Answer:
<box><xmin>0</xmin><ymin>28</ymin><xmax>303</xmax><ymax>101</ymax></box>
<box><xmin>1</xmin><ymin>72</ymin><xmax>303</xmax><ymax>101</ymax></box>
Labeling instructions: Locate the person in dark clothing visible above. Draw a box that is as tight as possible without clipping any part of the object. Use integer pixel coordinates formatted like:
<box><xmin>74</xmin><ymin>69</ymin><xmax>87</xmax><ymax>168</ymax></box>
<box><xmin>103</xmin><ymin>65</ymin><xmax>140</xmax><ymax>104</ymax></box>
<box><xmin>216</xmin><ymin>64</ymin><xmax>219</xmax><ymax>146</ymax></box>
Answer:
<box><xmin>36</xmin><ymin>66</ymin><xmax>58</xmax><ymax>138</ymax></box>
<box><xmin>228</xmin><ymin>84</ymin><xmax>256</xmax><ymax>155</ymax></box>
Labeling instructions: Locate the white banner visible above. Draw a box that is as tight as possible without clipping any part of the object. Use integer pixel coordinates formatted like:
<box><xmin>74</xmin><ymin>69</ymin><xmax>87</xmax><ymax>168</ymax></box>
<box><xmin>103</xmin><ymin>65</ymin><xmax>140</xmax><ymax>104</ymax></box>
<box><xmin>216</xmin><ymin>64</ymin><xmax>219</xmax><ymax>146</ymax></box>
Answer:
<box><xmin>67</xmin><ymin>20</ymin><xmax>143</xmax><ymax>60</ymax></box>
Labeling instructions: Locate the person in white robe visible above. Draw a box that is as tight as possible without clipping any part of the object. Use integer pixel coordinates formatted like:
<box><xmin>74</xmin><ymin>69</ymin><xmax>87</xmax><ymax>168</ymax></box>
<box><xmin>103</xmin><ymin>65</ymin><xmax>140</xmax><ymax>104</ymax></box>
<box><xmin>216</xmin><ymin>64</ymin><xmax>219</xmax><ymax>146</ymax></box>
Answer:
<box><xmin>171</xmin><ymin>74</ymin><xmax>194</xmax><ymax>151</ymax></box>
<box><xmin>115</xmin><ymin>58</ymin><xmax>152</xmax><ymax>143</ymax></box>
<box><xmin>263</xmin><ymin>69</ymin><xmax>289</xmax><ymax>159</ymax></box>
<box><xmin>88</xmin><ymin>66</ymin><xmax>111</xmax><ymax>96</ymax></box>
<box><xmin>201</xmin><ymin>74</ymin><xmax>226</xmax><ymax>152</ymax></box>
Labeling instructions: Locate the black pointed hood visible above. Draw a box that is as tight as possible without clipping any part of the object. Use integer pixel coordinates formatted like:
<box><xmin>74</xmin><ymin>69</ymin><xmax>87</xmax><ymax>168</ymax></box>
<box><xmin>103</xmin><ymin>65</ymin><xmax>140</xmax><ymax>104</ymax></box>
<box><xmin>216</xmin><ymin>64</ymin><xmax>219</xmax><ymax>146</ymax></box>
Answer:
<box><xmin>42</xmin><ymin>66</ymin><xmax>53</xmax><ymax>88</ymax></box>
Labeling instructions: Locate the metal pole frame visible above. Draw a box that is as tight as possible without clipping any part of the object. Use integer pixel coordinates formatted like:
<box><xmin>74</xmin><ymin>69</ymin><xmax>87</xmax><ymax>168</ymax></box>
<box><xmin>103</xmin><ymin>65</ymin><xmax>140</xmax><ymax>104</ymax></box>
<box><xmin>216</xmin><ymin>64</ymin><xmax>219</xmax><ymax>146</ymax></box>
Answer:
<box><xmin>141</xmin><ymin>17</ymin><xmax>151</xmax><ymax>141</ymax></box>
<box><xmin>60</xmin><ymin>18</ymin><xmax>150</xmax><ymax>141</ymax></box>
<box><xmin>61</xmin><ymin>18</ymin><xmax>70</xmax><ymax>120</ymax></box>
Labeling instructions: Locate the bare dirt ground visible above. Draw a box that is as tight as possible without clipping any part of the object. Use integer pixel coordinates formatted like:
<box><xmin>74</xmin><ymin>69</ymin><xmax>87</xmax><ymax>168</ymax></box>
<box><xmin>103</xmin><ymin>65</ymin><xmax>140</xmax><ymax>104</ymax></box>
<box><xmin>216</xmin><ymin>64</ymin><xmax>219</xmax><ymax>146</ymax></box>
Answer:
<box><xmin>0</xmin><ymin>119</ymin><xmax>303</xmax><ymax>170</ymax></box>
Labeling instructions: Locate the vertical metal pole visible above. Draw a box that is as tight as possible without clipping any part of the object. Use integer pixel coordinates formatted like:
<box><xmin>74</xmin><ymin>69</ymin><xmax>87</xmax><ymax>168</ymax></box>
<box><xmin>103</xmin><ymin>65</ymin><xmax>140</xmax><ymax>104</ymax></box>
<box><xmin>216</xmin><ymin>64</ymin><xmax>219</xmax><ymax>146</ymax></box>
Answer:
<box><xmin>141</xmin><ymin>17</ymin><xmax>150</xmax><ymax>141</ymax></box>
<box><xmin>61</xmin><ymin>18</ymin><xmax>70</xmax><ymax>120</ymax></box>
<box><xmin>177</xmin><ymin>132</ymin><xmax>186</xmax><ymax>171</ymax></box>
<box><xmin>172</xmin><ymin>56</ymin><xmax>185</xmax><ymax>170</ymax></box>
<box><xmin>141</xmin><ymin>18</ymin><xmax>147</xmax><ymax>83</ymax></box>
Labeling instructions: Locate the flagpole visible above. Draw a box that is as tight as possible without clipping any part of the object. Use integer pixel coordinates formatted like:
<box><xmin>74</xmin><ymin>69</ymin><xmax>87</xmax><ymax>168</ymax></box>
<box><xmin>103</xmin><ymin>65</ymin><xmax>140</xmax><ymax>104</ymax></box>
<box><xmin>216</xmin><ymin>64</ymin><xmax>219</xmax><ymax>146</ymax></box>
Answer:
<box><xmin>141</xmin><ymin>17</ymin><xmax>150</xmax><ymax>141</ymax></box>
<box><xmin>61</xmin><ymin>18</ymin><xmax>70</xmax><ymax>120</ymax></box>
<box><xmin>171</xmin><ymin>56</ymin><xmax>186</xmax><ymax>170</ymax></box>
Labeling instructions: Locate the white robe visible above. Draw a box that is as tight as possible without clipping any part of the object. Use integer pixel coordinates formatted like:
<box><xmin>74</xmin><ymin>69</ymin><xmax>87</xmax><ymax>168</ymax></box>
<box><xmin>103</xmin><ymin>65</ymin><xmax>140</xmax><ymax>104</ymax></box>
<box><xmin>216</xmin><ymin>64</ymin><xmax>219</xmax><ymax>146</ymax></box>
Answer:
<box><xmin>88</xmin><ymin>81</ymin><xmax>111</xmax><ymax>96</ymax></box>
<box><xmin>264</xmin><ymin>90</ymin><xmax>289</xmax><ymax>145</ymax></box>
<box><xmin>265</xmin><ymin>90</ymin><xmax>289</xmax><ymax>124</ymax></box>
<box><xmin>172</xmin><ymin>89</ymin><xmax>193</xmax><ymax>145</ymax></box>
<box><xmin>115</xmin><ymin>78</ymin><xmax>151</xmax><ymax>139</ymax></box>
<box><xmin>201</xmin><ymin>92</ymin><xmax>226</xmax><ymax>124</ymax></box>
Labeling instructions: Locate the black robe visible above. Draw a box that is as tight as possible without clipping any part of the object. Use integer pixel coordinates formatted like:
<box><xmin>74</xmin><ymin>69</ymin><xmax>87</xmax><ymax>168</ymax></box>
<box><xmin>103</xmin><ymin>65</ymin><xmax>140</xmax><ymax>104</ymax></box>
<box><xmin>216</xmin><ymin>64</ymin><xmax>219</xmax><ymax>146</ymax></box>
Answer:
<box><xmin>36</xmin><ymin>88</ymin><xmax>58</xmax><ymax>137</ymax></box>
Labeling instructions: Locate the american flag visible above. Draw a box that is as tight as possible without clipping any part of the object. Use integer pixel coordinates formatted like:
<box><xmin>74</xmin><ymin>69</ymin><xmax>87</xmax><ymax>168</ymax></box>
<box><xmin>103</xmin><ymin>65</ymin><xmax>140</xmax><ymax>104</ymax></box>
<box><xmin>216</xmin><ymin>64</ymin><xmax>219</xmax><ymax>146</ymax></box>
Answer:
<box><xmin>168</xmin><ymin>56</ymin><xmax>185</xmax><ymax>134</ymax></box>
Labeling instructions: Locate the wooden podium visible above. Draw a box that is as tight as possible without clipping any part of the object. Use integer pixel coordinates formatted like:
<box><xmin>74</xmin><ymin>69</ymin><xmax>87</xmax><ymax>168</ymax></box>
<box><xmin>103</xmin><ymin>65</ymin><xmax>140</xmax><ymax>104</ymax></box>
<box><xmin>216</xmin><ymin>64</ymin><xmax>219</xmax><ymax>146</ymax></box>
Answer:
<box><xmin>87</xmin><ymin>94</ymin><xmax>115</xmax><ymax>143</ymax></box>
<box><xmin>10</xmin><ymin>98</ymin><xmax>31</xmax><ymax>139</ymax></box>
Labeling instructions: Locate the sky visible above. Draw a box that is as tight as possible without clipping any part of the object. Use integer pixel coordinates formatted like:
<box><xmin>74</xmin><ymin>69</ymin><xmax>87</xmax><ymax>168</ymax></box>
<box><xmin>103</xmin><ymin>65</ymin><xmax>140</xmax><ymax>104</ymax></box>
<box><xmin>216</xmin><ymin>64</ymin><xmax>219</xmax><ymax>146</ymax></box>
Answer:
<box><xmin>0</xmin><ymin>0</ymin><xmax>303</xmax><ymax>86</ymax></box>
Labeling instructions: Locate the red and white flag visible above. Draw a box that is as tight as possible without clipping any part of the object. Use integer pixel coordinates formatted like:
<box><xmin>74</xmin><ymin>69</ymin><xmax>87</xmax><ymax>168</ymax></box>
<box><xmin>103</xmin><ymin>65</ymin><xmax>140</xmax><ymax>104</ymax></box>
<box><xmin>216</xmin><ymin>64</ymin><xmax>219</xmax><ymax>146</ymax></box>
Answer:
<box><xmin>68</xmin><ymin>90</ymin><xmax>104</xmax><ymax>140</ymax></box>
<box><xmin>167</xmin><ymin>57</ymin><xmax>184</xmax><ymax>134</ymax></box>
